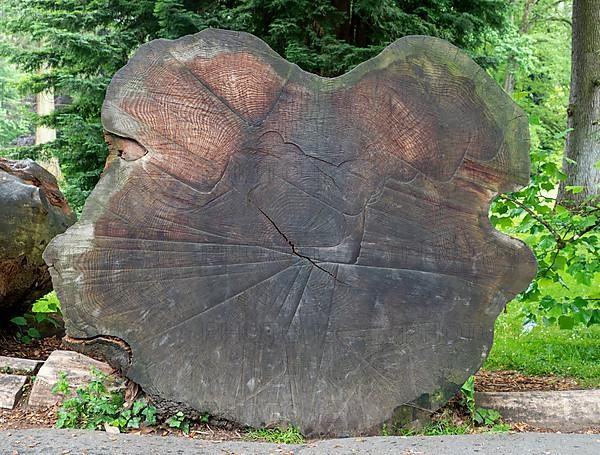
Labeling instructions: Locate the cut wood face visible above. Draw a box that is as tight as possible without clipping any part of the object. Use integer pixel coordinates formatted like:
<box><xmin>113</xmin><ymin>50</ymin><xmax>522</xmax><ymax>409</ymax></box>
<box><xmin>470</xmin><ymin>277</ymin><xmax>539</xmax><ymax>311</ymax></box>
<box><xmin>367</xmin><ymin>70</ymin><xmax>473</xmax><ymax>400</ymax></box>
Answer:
<box><xmin>44</xmin><ymin>29</ymin><xmax>536</xmax><ymax>436</ymax></box>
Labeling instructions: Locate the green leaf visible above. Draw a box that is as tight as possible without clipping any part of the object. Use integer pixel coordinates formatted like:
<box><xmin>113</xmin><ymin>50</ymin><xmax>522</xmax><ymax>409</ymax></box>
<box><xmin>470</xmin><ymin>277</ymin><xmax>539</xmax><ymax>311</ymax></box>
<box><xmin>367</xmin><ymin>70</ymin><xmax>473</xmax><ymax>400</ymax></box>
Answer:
<box><xmin>142</xmin><ymin>405</ymin><xmax>157</xmax><ymax>425</ymax></box>
<box><xmin>27</xmin><ymin>327</ymin><xmax>41</xmax><ymax>339</ymax></box>
<box><xmin>127</xmin><ymin>417</ymin><xmax>141</xmax><ymax>429</ymax></box>
<box><xmin>167</xmin><ymin>417</ymin><xmax>181</xmax><ymax>428</ymax></box>
<box><xmin>558</xmin><ymin>315</ymin><xmax>574</xmax><ymax>330</ymax></box>
<box><xmin>575</xmin><ymin>271</ymin><xmax>592</xmax><ymax>286</ymax></box>
<box><xmin>541</xmin><ymin>181</ymin><xmax>555</xmax><ymax>191</ymax></box>
<box><xmin>10</xmin><ymin>316</ymin><xmax>27</xmax><ymax>326</ymax></box>
<box><xmin>565</xmin><ymin>185</ymin><xmax>583</xmax><ymax>194</ymax></box>
<box><xmin>555</xmin><ymin>205</ymin><xmax>568</xmax><ymax>214</ymax></box>
<box><xmin>132</xmin><ymin>400</ymin><xmax>146</xmax><ymax>415</ymax></box>
<box><xmin>495</xmin><ymin>203</ymin><xmax>509</xmax><ymax>215</ymax></box>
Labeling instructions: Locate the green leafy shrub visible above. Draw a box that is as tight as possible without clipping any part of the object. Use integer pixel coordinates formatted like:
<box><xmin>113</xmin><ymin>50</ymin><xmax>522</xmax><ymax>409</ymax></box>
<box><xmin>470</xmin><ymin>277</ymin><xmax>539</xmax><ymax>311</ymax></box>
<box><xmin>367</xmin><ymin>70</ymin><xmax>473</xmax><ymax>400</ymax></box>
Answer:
<box><xmin>460</xmin><ymin>375</ymin><xmax>476</xmax><ymax>421</ymax></box>
<box><xmin>460</xmin><ymin>375</ymin><xmax>509</xmax><ymax>432</ymax></box>
<box><xmin>166</xmin><ymin>411</ymin><xmax>191</xmax><ymax>435</ymax></box>
<box><xmin>491</xmin><ymin>145</ymin><xmax>599</xmax><ymax>328</ymax></box>
<box><xmin>474</xmin><ymin>408</ymin><xmax>501</xmax><ymax>426</ymax></box>
<box><xmin>53</xmin><ymin>368</ymin><xmax>157</xmax><ymax>432</ymax></box>
<box><xmin>31</xmin><ymin>291</ymin><xmax>61</xmax><ymax>313</ymax></box>
<box><xmin>9</xmin><ymin>315</ymin><xmax>41</xmax><ymax>343</ymax></box>
<box><xmin>9</xmin><ymin>291</ymin><xmax>62</xmax><ymax>343</ymax></box>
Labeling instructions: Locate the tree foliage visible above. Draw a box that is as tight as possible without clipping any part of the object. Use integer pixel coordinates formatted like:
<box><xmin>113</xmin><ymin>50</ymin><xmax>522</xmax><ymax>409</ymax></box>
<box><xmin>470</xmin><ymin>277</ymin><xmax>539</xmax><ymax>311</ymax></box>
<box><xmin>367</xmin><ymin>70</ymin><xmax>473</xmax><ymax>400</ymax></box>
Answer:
<box><xmin>0</xmin><ymin>0</ymin><xmax>161</xmax><ymax>208</ymax></box>
<box><xmin>0</xmin><ymin>57</ymin><xmax>32</xmax><ymax>147</ymax></box>
<box><xmin>488</xmin><ymin>0</ymin><xmax>599</xmax><ymax>328</ymax></box>
<box><xmin>0</xmin><ymin>0</ymin><xmax>510</xmax><ymax>210</ymax></box>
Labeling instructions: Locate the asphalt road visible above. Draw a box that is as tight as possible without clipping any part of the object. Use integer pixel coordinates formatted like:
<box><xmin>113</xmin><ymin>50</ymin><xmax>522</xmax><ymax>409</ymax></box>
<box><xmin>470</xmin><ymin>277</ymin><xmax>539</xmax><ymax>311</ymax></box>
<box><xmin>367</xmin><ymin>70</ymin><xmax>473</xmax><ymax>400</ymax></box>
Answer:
<box><xmin>1</xmin><ymin>430</ymin><xmax>599</xmax><ymax>454</ymax></box>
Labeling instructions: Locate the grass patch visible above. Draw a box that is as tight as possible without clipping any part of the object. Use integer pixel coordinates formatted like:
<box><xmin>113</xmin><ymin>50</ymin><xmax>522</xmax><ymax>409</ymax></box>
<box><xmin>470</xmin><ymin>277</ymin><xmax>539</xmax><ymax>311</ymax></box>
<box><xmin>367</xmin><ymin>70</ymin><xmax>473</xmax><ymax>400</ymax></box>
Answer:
<box><xmin>421</xmin><ymin>420</ymin><xmax>471</xmax><ymax>435</ymax></box>
<box><xmin>391</xmin><ymin>420</ymin><xmax>471</xmax><ymax>436</ymax></box>
<box><xmin>384</xmin><ymin>420</ymin><xmax>509</xmax><ymax>437</ymax></box>
<box><xmin>246</xmin><ymin>425</ymin><xmax>304</xmax><ymax>444</ymax></box>
<box><xmin>485</xmin><ymin>294</ymin><xmax>600</xmax><ymax>387</ymax></box>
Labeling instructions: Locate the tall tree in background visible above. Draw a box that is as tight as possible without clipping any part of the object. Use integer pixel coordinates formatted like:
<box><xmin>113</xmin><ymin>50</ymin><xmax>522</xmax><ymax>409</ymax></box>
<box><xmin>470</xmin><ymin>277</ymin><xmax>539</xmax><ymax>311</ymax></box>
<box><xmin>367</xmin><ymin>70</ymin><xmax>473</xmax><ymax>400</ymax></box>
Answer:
<box><xmin>0</xmin><ymin>0</ymin><xmax>510</xmax><ymax>212</ymax></box>
<box><xmin>558</xmin><ymin>0</ymin><xmax>600</xmax><ymax>205</ymax></box>
<box><xmin>0</xmin><ymin>0</ymin><xmax>160</xmax><ymax>209</ymax></box>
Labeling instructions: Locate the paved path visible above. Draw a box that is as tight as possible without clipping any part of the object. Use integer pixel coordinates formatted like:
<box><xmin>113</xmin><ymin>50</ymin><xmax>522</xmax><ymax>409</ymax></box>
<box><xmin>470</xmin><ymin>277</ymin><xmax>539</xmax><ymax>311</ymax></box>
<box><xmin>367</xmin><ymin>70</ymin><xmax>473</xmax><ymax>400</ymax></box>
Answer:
<box><xmin>1</xmin><ymin>429</ymin><xmax>599</xmax><ymax>454</ymax></box>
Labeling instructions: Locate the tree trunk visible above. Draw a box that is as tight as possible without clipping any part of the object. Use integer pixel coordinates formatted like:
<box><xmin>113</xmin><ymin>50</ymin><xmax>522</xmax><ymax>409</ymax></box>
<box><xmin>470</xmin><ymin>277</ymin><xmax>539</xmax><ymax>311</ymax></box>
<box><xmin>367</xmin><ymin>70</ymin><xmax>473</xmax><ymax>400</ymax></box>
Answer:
<box><xmin>558</xmin><ymin>0</ymin><xmax>600</xmax><ymax>205</ymax></box>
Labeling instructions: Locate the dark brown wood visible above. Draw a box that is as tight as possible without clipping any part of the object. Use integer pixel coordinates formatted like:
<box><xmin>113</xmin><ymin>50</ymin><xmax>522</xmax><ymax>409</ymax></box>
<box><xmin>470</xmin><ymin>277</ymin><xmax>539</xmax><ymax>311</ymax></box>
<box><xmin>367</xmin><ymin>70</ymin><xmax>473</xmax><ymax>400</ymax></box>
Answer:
<box><xmin>44</xmin><ymin>29</ymin><xmax>536</xmax><ymax>436</ymax></box>
<box><xmin>0</xmin><ymin>158</ymin><xmax>75</xmax><ymax>319</ymax></box>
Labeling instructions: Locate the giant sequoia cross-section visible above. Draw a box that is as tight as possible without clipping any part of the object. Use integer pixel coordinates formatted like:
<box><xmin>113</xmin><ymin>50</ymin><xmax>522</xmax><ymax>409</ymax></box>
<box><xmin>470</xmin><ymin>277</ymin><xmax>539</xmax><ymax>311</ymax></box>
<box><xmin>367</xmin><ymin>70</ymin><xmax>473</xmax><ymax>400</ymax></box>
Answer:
<box><xmin>44</xmin><ymin>29</ymin><xmax>537</xmax><ymax>436</ymax></box>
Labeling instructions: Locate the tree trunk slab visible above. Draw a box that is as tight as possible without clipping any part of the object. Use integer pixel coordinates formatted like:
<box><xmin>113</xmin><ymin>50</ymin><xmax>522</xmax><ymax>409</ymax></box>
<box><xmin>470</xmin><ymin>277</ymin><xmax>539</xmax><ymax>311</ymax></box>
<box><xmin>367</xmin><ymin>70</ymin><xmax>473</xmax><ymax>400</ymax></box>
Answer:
<box><xmin>476</xmin><ymin>390</ymin><xmax>600</xmax><ymax>431</ymax></box>
<box><xmin>44</xmin><ymin>29</ymin><xmax>536</xmax><ymax>436</ymax></box>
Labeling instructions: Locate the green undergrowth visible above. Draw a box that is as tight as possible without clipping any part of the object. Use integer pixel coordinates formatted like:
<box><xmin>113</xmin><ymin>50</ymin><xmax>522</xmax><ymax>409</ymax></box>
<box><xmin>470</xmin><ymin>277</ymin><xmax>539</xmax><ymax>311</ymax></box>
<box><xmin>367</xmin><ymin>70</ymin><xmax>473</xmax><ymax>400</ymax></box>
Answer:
<box><xmin>53</xmin><ymin>368</ymin><xmax>158</xmax><ymax>431</ymax></box>
<box><xmin>246</xmin><ymin>425</ymin><xmax>305</xmax><ymax>444</ymax></box>
<box><xmin>9</xmin><ymin>291</ymin><xmax>62</xmax><ymax>343</ymax></box>
<box><xmin>485</xmin><ymin>291</ymin><xmax>600</xmax><ymax>388</ymax></box>
<box><xmin>382</xmin><ymin>376</ymin><xmax>510</xmax><ymax>437</ymax></box>
<box><xmin>53</xmin><ymin>367</ymin><xmax>305</xmax><ymax>442</ymax></box>
<box><xmin>52</xmin><ymin>368</ymin><xmax>213</xmax><ymax>435</ymax></box>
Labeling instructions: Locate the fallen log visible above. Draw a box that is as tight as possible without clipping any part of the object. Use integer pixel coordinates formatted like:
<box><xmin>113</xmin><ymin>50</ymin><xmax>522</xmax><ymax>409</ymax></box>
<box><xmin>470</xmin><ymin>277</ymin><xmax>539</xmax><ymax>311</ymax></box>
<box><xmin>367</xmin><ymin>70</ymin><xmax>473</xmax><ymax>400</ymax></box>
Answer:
<box><xmin>44</xmin><ymin>29</ymin><xmax>536</xmax><ymax>436</ymax></box>
<box><xmin>0</xmin><ymin>158</ymin><xmax>75</xmax><ymax>319</ymax></box>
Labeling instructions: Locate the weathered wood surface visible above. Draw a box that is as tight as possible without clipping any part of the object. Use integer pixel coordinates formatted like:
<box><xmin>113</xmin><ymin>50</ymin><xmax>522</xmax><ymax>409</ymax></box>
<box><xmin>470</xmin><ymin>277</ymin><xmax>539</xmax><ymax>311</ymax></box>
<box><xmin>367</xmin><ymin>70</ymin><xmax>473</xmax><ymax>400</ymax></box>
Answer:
<box><xmin>0</xmin><ymin>158</ymin><xmax>75</xmax><ymax>319</ymax></box>
<box><xmin>44</xmin><ymin>29</ymin><xmax>536</xmax><ymax>436</ymax></box>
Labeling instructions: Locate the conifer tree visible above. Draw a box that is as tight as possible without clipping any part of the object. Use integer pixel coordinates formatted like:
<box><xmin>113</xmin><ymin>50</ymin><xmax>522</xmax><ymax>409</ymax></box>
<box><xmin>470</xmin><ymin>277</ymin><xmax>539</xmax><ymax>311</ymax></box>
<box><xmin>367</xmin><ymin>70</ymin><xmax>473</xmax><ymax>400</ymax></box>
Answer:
<box><xmin>0</xmin><ymin>0</ymin><xmax>510</xmax><ymax>211</ymax></box>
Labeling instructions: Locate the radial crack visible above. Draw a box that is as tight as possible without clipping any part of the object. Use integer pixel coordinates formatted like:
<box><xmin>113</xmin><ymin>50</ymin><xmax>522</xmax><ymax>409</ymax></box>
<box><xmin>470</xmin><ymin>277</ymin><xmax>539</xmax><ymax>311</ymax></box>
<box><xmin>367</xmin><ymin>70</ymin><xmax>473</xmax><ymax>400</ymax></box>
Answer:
<box><xmin>251</xmin><ymin>202</ymin><xmax>343</xmax><ymax>283</ymax></box>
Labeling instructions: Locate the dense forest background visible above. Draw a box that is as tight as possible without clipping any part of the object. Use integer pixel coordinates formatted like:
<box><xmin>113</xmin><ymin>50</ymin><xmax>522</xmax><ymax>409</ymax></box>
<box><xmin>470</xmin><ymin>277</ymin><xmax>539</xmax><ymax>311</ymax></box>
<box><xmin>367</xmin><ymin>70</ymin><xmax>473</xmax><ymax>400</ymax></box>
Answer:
<box><xmin>0</xmin><ymin>0</ymin><xmax>598</xmax><ymax>328</ymax></box>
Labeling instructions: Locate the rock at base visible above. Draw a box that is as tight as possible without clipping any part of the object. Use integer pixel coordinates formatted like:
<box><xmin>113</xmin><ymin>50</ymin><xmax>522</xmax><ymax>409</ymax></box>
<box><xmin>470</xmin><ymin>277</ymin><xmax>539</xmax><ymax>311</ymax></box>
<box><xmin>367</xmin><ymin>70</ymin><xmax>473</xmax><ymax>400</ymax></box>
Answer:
<box><xmin>0</xmin><ymin>356</ymin><xmax>43</xmax><ymax>375</ymax></box>
<box><xmin>0</xmin><ymin>374</ymin><xmax>27</xmax><ymax>409</ymax></box>
<box><xmin>475</xmin><ymin>390</ymin><xmax>600</xmax><ymax>431</ymax></box>
<box><xmin>28</xmin><ymin>350</ymin><xmax>113</xmax><ymax>407</ymax></box>
<box><xmin>0</xmin><ymin>158</ymin><xmax>75</xmax><ymax>320</ymax></box>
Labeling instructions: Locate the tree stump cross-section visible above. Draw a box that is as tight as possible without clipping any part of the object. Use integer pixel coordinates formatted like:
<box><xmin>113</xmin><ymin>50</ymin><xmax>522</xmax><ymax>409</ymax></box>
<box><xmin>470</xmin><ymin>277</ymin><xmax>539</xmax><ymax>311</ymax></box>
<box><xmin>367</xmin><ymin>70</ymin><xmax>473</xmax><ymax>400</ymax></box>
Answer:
<box><xmin>44</xmin><ymin>29</ymin><xmax>537</xmax><ymax>436</ymax></box>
